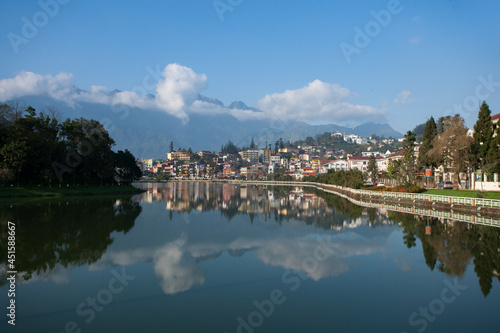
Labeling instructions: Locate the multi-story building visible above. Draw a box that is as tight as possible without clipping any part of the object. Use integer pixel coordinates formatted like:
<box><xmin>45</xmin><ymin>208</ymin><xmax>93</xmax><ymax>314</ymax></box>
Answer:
<box><xmin>268</xmin><ymin>163</ymin><xmax>279</xmax><ymax>174</ymax></box>
<box><xmin>261</xmin><ymin>149</ymin><xmax>272</xmax><ymax>164</ymax></box>
<box><xmin>321</xmin><ymin>160</ymin><xmax>349</xmax><ymax>173</ymax></box>
<box><xmin>167</xmin><ymin>150</ymin><xmax>191</xmax><ymax>161</ymax></box>
<box><xmin>299</xmin><ymin>153</ymin><xmax>310</xmax><ymax>162</ymax></box>
<box><xmin>348</xmin><ymin>156</ymin><xmax>370</xmax><ymax>172</ymax></box>
<box><xmin>270</xmin><ymin>155</ymin><xmax>281</xmax><ymax>164</ymax></box>
<box><xmin>239</xmin><ymin>150</ymin><xmax>259</xmax><ymax>162</ymax></box>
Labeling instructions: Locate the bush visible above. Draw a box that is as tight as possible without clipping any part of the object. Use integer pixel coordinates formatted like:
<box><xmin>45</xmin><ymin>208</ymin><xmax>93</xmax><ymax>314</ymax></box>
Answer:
<box><xmin>363</xmin><ymin>184</ymin><xmax>424</xmax><ymax>193</ymax></box>
<box><xmin>389</xmin><ymin>185</ymin><xmax>425</xmax><ymax>193</ymax></box>
<box><xmin>315</xmin><ymin>169</ymin><xmax>365</xmax><ymax>189</ymax></box>
<box><xmin>364</xmin><ymin>185</ymin><xmax>385</xmax><ymax>191</ymax></box>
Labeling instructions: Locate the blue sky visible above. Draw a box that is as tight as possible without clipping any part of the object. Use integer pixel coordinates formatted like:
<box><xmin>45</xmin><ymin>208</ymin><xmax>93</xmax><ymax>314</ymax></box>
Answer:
<box><xmin>1</xmin><ymin>0</ymin><xmax>499</xmax><ymax>132</ymax></box>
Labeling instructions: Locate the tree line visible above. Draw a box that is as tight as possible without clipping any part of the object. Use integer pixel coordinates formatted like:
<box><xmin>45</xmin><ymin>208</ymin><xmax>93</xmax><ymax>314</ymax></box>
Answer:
<box><xmin>421</xmin><ymin>102</ymin><xmax>499</xmax><ymax>177</ymax></box>
<box><xmin>384</xmin><ymin>101</ymin><xmax>499</xmax><ymax>185</ymax></box>
<box><xmin>0</xmin><ymin>103</ymin><xmax>141</xmax><ymax>186</ymax></box>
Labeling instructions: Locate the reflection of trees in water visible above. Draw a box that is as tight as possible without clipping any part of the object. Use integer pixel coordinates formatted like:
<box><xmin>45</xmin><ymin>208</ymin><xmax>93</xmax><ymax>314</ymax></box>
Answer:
<box><xmin>389</xmin><ymin>211</ymin><xmax>500</xmax><ymax>297</ymax></box>
<box><xmin>467</xmin><ymin>226</ymin><xmax>500</xmax><ymax>297</ymax></box>
<box><xmin>0</xmin><ymin>197</ymin><xmax>142</xmax><ymax>285</ymax></box>
<box><xmin>313</xmin><ymin>189</ymin><xmax>363</xmax><ymax>219</ymax></box>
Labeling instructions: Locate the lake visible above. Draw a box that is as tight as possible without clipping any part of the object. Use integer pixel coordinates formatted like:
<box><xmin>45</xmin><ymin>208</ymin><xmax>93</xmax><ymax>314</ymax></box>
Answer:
<box><xmin>1</xmin><ymin>182</ymin><xmax>499</xmax><ymax>333</ymax></box>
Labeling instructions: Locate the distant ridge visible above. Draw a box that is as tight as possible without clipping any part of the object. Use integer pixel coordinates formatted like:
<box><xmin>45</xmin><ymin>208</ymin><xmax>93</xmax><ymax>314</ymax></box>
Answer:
<box><xmin>7</xmin><ymin>94</ymin><xmax>403</xmax><ymax>158</ymax></box>
<box><xmin>352</xmin><ymin>122</ymin><xmax>403</xmax><ymax>139</ymax></box>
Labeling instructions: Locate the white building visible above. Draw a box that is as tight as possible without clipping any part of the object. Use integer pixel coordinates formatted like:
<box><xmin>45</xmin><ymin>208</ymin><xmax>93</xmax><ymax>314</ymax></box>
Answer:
<box><xmin>270</xmin><ymin>155</ymin><xmax>281</xmax><ymax>164</ymax></box>
<box><xmin>321</xmin><ymin>159</ymin><xmax>349</xmax><ymax>173</ymax></box>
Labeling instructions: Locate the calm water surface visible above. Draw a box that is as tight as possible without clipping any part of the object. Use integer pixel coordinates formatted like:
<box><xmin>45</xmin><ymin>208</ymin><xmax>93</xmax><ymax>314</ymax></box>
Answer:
<box><xmin>1</xmin><ymin>182</ymin><xmax>499</xmax><ymax>332</ymax></box>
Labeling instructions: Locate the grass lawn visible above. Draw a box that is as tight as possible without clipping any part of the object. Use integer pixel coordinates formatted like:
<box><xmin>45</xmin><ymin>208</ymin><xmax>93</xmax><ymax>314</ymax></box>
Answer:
<box><xmin>422</xmin><ymin>189</ymin><xmax>500</xmax><ymax>199</ymax></box>
<box><xmin>0</xmin><ymin>185</ymin><xmax>143</xmax><ymax>198</ymax></box>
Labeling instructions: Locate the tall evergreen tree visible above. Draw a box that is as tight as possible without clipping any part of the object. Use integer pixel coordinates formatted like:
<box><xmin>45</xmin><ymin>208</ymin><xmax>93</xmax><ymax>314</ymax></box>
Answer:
<box><xmin>418</xmin><ymin>116</ymin><xmax>437</xmax><ymax>169</ymax></box>
<box><xmin>469</xmin><ymin>101</ymin><xmax>493</xmax><ymax>170</ymax></box>
<box><xmin>249</xmin><ymin>137</ymin><xmax>256</xmax><ymax>150</ymax></box>
<box><xmin>367</xmin><ymin>155</ymin><xmax>378</xmax><ymax>182</ymax></box>
<box><xmin>169</xmin><ymin>141</ymin><xmax>174</xmax><ymax>152</ymax></box>
<box><xmin>486</xmin><ymin>121</ymin><xmax>500</xmax><ymax>173</ymax></box>
<box><xmin>401</xmin><ymin>131</ymin><xmax>416</xmax><ymax>184</ymax></box>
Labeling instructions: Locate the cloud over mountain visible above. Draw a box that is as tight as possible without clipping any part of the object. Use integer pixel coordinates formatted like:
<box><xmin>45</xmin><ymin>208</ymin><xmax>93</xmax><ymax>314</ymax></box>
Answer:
<box><xmin>258</xmin><ymin>79</ymin><xmax>386</xmax><ymax>123</ymax></box>
<box><xmin>155</xmin><ymin>64</ymin><xmax>208</xmax><ymax>122</ymax></box>
<box><xmin>0</xmin><ymin>64</ymin><xmax>386</xmax><ymax>124</ymax></box>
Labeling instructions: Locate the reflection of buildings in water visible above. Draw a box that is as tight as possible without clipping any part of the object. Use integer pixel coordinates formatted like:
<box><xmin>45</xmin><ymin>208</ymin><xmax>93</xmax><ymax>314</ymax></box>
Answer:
<box><xmin>136</xmin><ymin>182</ymin><xmax>395</xmax><ymax>230</ymax></box>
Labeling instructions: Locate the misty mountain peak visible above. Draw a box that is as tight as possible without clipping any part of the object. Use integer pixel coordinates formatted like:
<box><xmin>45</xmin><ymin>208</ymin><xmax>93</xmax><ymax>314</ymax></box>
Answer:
<box><xmin>228</xmin><ymin>101</ymin><xmax>260</xmax><ymax>112</ymax></box>
<box><xmin>197</xmin><ymin>94</ymin><xmax>224</xmax><ymax>107</ymax></box>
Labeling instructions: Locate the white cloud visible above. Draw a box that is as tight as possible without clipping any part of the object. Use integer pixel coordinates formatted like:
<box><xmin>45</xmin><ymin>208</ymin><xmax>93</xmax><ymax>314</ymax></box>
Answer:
<box><xmin>393</xmin><ymin>90</ymin><xmax>414</xmax><ymax>105</ymax></box>
<box><xmin>0</xmin><ymin>67</ymin><xmax>384</xmax><ymax>124</ymax></box>
<box><xmin>155</xmin><ymin>63</ymin><xmax>208</xmax><ymax>122</ymax></box>
<box><xmin>0</xmin><ymin>71</ymin><xmax>76</xmax><ymax>105</ymax></box>
<box><xmin>0</xmin><ymin>65</ymin><xmax>208</xmax><ymax>122</ymax></box>
<box><xmin>258</xmin><ymin>79</ymin><xmax>385</xmax><ymax>123</ymax></box>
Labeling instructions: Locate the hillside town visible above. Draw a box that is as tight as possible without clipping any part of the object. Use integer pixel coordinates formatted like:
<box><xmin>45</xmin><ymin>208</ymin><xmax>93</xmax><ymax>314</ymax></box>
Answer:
<box><xmin>139</xmin><ymin>140</ymin><xmax>399</xmax><ymax>181</ymax></box>
<box><xmin>138</xmin><ymin>111</ymin><xmax>500</xmax><ymax>190</ymax></box>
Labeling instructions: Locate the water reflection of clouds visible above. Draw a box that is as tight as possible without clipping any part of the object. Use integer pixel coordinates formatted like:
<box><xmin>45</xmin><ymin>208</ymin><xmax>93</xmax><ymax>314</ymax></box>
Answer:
<box><xmin>256</xmin><ymin>237</ymin><xmax>385</xmax><ymax>281</ymax></box>
<box><xmin>393</xmin><ymin>256</ymin><xmax>412</xmax><ymax>272</ymax></box>
<box><xmin>153</xmin><ymin>238</ymin><xmax>206</xmax><ymax>294</ymax></box>
<box><xmin>89</xmin><ymin>221</ymin><xmax>388</xmax><ymax>294</ymax></box>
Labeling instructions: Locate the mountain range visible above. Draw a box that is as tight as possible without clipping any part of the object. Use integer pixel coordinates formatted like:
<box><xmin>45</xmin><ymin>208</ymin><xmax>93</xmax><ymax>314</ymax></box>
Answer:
<box><xmin>7</xmin><ymin>95</ymin><xmax>403</xmax><ymax>159</ymax></box>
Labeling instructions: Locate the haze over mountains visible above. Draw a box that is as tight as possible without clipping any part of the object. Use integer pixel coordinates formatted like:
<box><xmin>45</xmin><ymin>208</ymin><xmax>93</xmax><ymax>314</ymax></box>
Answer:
<box><xmin>9</xmin><ymin>93</ymin><xmax>402</xmax><ymax>159</ymax></box>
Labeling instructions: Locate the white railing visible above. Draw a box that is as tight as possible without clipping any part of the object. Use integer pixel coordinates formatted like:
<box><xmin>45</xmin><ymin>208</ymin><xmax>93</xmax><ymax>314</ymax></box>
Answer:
<box><xmin>220</xmin><ymin>180</ymin><xmax>500</xmax><ymax>209</ymax></box>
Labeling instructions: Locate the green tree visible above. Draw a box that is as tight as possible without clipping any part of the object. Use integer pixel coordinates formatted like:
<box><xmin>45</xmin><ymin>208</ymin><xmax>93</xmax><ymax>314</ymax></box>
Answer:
<box><xmin>249</xmin><ymin>137</ymin><xmax>256</xmax><ymax>150</ymax></box>
<box><xmin>304</xmin><ymin>136</ymin><xmax>314</xmax><ymax>145</ymax></box>
<box><xmin>401</xmin><ymin>131</ymin><xmax>416</xmax><ymax>184</ymax></box>
<box><xmin>115</xmin><ymin>149</ymin><xmax>142</xmax><ymax>184</ymax></box>
<box><xmin>0</xmin><ymin>140</ymin><xmax>28</xmax><ymax>186</ymax></box>
<box><xmin>0</xmin><ymin>105</ymin><xmax>139</xmax><ymax>187</ymax></box>
<box><xmin>429</xmin><ymin>115</ymin><xmax>471</xmax><ymax>185</ymax></box>
<box><xmin>1</xmin><ymin>106</ymin><xmax>62</xmax><ymax>185</ymax></box>
<box><xmin>169</xmin><ymin>141</ymin><xmax>174</xmax><ymax>152</ymax></box>
<box><xmin>469</xmin><ymin>101</ymin><xmax>493</xmax><ymax>171</ymax></box>
<box><xmin>60</xmin><ymin>118</ymin><xmax>116</xmax><ymax>185</ymax></box>
<box><xmin>223</xmin><ymin>140</ymin><xmax>239</xmax><ymax>155</ymax></box>
<box><xmin>418</xmin><ymin>116</ymin><xmax>437</xmax><ymax>169</ymax></box>
<box><xmin>278</xmin><ymin>137</ymin><xmax>285</xmax><ymax>149</ymax></box>
<box><xmin>486</xmin><ymin>124</ymin><xmax>500</xmax><ymax>173</ymax></box>
<box><xmin>387</xmin><ymin>158</ymin><xmax>402</xmax><ymax>182</ymax></box>
<box><xmin>366</xmin><ymin>154</ymin><xmax>378</xmax><ymax>182</ymax></box>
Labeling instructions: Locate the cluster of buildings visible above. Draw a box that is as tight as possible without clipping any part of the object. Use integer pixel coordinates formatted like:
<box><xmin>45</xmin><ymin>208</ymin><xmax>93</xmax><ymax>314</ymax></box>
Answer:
<box><xmin>136</xmin><ymin>130</ymin><xmax>417</xmax><ymax>181</ymax></box>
